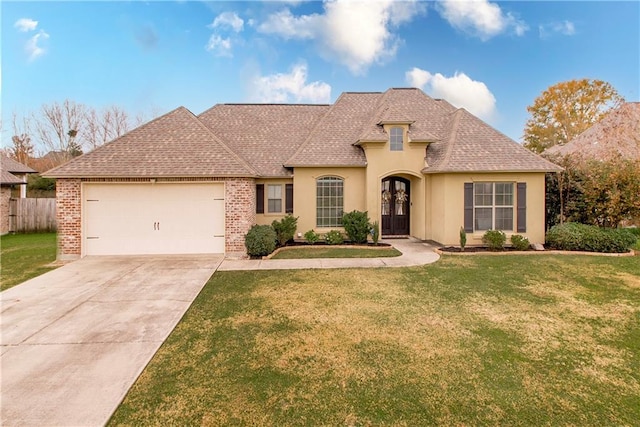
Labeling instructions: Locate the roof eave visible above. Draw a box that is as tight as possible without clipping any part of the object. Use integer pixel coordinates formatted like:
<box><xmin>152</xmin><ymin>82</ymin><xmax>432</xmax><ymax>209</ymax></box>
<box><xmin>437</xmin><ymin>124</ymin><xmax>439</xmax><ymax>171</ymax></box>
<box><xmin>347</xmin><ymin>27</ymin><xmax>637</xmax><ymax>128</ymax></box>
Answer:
<box><xmin>284</xmin><ymin>163</ymin><xmax>366</xmax><ymax>168</ymax></box>
<box><xmin>421</xmin><ymin>167</ymin><xmax>564</xmax><ymax>174</ymax></box>
<box><xmin>42</xmin><ymin>173</ymin><xmax>259</xmax><ymax>179</ymax></box>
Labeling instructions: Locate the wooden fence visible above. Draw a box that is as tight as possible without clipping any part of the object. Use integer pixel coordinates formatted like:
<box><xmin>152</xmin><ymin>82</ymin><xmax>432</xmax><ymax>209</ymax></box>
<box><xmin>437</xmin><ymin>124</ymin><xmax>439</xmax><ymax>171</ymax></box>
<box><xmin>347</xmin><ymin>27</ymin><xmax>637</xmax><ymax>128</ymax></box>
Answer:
<box><xmin>9</xmin><ymin>198</ymin><xmax>57</xmax><ymax>233</ymax></box>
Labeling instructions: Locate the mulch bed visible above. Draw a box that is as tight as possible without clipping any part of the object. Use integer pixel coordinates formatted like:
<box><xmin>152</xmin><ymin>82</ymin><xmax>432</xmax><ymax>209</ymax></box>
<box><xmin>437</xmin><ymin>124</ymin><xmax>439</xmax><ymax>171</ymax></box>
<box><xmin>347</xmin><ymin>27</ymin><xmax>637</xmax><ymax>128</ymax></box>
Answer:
<box><xmin>439</xmin><ymin>246</ymin><xmax>531</xmax><ymax>253</ymax></box>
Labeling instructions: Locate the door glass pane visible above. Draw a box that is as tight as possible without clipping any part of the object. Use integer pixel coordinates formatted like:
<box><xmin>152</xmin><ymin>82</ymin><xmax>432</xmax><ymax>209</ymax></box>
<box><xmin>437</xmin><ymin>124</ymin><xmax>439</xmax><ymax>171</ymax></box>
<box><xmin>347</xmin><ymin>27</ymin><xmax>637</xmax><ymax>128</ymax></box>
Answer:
<box><xmin>395</xmin><ymin>182</ymin><xmax>408</xmax><ymax>216</ymax></box>
<box><xmin>382</xmin><ymin>180</ymin><xmax>391</xmax><ymax>216</ymax></box>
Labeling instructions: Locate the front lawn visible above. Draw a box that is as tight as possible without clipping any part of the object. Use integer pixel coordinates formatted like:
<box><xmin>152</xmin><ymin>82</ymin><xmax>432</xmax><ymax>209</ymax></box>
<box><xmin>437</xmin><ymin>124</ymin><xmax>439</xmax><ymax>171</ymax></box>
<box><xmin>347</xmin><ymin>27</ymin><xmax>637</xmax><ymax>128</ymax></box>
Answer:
<box><xmin>271</xmin><ymin>246</ymin><xmax>402</xmax><ymax>259</ymax></box>
<box><xmin>0</xmin><ymin>233</ymin><xmax>57</xmax><ymax>291</ymax></box>
<box><xmin>110</xmin><ymin>255</ymin><xmax>640</xmax><ymax>426</ymax></box>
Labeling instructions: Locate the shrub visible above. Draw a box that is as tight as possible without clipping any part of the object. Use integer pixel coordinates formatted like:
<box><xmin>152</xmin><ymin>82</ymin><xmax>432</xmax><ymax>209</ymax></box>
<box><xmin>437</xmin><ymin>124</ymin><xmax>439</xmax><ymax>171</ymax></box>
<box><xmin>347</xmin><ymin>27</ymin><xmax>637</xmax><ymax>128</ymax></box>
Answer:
<box><xmin>545</xmin><ymin>223</ymin><xmax>636</xmax><ymax>253</ymax></box>
<box><xmin>271</xmin><ymin>215</ymin><xmax>298</xmax><ymax>247</ymax></box>
<box><xmin>482</xmin><ymin>230</ymin><xmax>506</xmax><ymax>251</ymax></box>
<box><xmin>459</xmin><ymin>227</ymin><xmax>467</xmax><ymax>251</ymax></box>
<box><xmin>510</xmin><ymin>234</ymin><xmax>530</xmax><ymax>251</ymax></box>
<box><xmin>325</xmin><ymin>230</ymin><xmax>344</xmax><ymax>245</ymax></box>
<box><xmin>370</xmin><ymin>221</ymin><xmax>380</xmax><ymax>245</ymax></box>
<box><xmin>342</xmin><ymin>210</ymin><xmax>370</xmax><ymax>244</ymax></box>
<box><xmin>626</xmin><ymin>227</ymin><xmax>640</xmax><ymax>239</ymax></box>
<box><xmin>304</xmin><ymin>229</ymin><xmax>319</xmax><ymax>245</ymax></box>
<box><xmin>244</xmin><ymin>225</ymin><xmax>276</xmax><ymax>257</ymax></box>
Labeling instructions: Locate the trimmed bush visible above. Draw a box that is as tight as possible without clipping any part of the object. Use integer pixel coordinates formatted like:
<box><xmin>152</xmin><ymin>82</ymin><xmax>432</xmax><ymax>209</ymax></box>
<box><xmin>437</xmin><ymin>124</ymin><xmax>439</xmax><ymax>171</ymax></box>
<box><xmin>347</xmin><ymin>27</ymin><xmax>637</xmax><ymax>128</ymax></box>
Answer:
<box><xmin>244</xmin><ymin>225</ymin><xmax>277</xmax><ymax>257</ymax></box>
<box><xmin>272</xmin><ymin>214</ymin><xmax>298</xmax><ymax>247</ymax></box>
<box><xmin>482</xmin><ymin>230</ymin><xmax>506</xmax><ymax>251</ymax></box>
<box><xmin>304</xmin><ymin>229</ymin><xmax>319</xmax><ymax>245</ymax></box>
<box><xmin>510</xmin><ymin>234</ymin><xmax>530</xmax><ymax>251</ymax></box>
<box><xmin>342</xmin><ymin>210</ymin><xmax>370</xmax><ymax>244</ymax></box>
<box><xmin>325</xmin><ymin>230</ymin><xmax>344</xmax><ymax>245</ymax></box>
<box><xmin>545</xmin><ymin>223</ymin><xmax>636</xmax><ymax>253</ymax></box>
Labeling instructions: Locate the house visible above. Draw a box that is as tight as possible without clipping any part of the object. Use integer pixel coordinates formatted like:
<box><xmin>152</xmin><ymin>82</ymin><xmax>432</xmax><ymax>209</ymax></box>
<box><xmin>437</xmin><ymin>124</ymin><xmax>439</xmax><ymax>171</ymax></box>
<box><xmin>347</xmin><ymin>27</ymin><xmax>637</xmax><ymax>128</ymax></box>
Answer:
<box><xmin>44</xmin><ymin>88</ymin><xmax>561</xmax><ymax>260</ymax></box>
<box><xmin>544</xmin><ymin>102</ymin><xmax>640</xmax><ymax>161</ymax></box>
<box><xmin>1</xmin><ymin>155</ymin><xmax>37</xmax><ymax>234</ymax></box>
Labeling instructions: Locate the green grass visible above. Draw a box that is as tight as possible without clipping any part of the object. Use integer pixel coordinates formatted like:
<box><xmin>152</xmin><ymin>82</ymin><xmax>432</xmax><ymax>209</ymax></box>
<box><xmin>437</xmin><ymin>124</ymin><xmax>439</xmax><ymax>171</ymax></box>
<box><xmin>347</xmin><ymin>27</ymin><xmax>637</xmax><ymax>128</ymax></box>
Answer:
<box><xmin>1</xmin><ymin>233</ymin><xmax>57</xmax><ymax>291</ymax></box>
<box><xmin>271</xmin><ymin>246</ymin><xmax>402</xmax><ymax>259</ymax></box>
<box><xmin>110</xmin><ymin>255</ymin><xmax>640</xmax><ymax>426</ymax></box>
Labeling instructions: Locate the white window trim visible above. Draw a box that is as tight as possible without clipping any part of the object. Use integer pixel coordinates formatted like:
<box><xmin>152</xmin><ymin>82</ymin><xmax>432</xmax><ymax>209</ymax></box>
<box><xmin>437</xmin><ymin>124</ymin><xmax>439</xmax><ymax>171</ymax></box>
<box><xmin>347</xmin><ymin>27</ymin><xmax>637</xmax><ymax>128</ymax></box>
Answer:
<box><xmin>316</xmin><ymin>176</ymin><xmax>344</xmax><ymax>227</ymax></box>
<box><xmin>267</xmin><ymin>184</ymin><xmax>283</xmax><ymax>213</ymax></box>
<box><xmin>474</xmin><ymin>182</ymin><xmax>514</xmax><ymax>232</ymax></box>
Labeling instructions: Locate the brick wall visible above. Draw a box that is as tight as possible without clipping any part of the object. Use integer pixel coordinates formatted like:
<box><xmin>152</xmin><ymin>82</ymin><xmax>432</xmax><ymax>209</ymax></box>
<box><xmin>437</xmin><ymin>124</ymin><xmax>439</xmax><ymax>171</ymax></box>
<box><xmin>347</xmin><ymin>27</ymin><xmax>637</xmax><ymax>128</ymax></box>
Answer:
<box><xmin>0</xmin><ymin>187</ymin><xmax>11</xmax><ymax>235</ymax></box>
<box><xmin>56</xmin><ymin>179</ymin><xmax>82</xmax><ymax>260</ymax></box>
<box><xmin>225</xmin><ymin>177</ymin><xmax>256</xmax><ymax>258</ymax></box>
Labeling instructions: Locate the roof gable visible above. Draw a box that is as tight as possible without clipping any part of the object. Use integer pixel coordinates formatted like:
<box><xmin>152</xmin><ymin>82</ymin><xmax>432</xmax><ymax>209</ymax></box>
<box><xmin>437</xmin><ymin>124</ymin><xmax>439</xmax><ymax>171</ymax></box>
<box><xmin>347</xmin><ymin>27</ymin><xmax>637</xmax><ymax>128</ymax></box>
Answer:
<box><xmin>45</xmin><ymin>107</ymin><xmax>258</xmax><ymax>178</ymax></box>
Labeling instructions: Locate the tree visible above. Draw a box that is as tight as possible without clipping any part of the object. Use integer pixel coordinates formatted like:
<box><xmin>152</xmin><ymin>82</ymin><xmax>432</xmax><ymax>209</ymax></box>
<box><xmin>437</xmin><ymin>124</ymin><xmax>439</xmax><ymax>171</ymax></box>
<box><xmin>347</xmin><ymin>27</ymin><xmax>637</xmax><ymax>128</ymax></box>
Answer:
<box><xmin>83</xmin><ymin>105</ymin><xmax>135</xmax><ymax>150</ymax></box>
<box><xmin>9</xmin><ymin>113</ymin><xmax>35</xmax><ymax>165</ymax></box>
<box><xmin>33</xmin><ymin>99</ymin><xmax>86</xmax><ymax>160</ymax></box>
<box><xmin>523</xmin><ymin>79</ymin><xmax>624</xmax><ymax>153</ymax></box>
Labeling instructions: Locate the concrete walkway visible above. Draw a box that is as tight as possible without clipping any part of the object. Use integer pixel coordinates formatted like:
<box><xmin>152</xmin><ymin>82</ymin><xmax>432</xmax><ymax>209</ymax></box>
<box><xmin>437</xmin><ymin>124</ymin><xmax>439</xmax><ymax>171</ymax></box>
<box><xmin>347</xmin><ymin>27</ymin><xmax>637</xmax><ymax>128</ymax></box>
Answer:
<box><xmin>0</xmin><ymin>255</ymin><xmax>222</xmax><ymax>427</ymax></box>
<box><xmin>219</xmin><ymin>237</ymin><xmax>440</xmax><ymax>271</ymax></box>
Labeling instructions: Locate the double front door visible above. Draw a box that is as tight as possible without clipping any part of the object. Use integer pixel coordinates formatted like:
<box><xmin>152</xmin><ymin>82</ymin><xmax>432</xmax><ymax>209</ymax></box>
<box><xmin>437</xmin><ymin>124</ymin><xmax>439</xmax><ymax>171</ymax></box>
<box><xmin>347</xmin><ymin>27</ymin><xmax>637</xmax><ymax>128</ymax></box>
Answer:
<box><xmin>381</xmin><ymin>177</ymin><xmax>410</xmax><ymax>236</ymax></box>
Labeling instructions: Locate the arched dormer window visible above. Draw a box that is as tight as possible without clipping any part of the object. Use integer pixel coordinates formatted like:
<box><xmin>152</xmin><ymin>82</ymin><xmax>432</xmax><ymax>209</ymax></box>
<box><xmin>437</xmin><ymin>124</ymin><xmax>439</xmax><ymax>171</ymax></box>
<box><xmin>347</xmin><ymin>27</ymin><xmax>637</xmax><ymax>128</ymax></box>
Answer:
<box><xmin>390</xmin><ymin>127</ymin><xmax>404</xmax><ymax>151</ymax></box>
<box><xmin>316</xmin><ymin>176</ymin><xmax>344</xmax><ymax>227</ymax></box>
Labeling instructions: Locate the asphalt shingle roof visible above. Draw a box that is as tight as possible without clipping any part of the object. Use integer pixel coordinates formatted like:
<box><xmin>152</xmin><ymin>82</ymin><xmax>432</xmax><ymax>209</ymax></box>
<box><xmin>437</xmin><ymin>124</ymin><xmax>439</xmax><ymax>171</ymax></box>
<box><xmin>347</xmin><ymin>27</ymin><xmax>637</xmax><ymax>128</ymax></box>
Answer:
<box><xmin>198</xmin><ymin>104</ymin><xmax>330</xmax><ymax>176</ymax></box>
<box><xmin>45</xmin><ymin>88</ymin><xmax>561</xmax><ymax>178</ymax></box>
<box><xmin>45</xmin><ymin>107</ymin><xmax>257</xmax><ymax>178</ymax></box>
<box><xmin>544</xmin><ymin>102</ymin><xmax>640</xmax><ymax>161</ymax></box>
<box><xmin>1</xmin><ymin>155</ymin><xmax>36</xmax><ymax>174</ymax></box>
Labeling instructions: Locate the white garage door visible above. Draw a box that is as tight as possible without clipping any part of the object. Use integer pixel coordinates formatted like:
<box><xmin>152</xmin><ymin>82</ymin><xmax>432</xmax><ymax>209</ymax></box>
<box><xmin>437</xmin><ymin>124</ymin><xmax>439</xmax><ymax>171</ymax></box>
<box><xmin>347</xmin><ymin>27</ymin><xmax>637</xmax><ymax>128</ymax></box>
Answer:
<box><xmin>83</xmin><ymin>183</ymin><xmax>225</xmax><ymax>256</ymax></box>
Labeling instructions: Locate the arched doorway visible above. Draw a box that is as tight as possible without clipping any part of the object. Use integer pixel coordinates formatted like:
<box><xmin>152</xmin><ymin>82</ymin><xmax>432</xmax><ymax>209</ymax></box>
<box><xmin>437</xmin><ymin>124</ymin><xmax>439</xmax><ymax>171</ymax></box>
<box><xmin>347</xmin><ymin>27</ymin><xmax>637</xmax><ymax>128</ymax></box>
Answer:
<box><xmin>381</xmin><ymin>177</ymin><xmax>410</xmax><ymax>236</ymax></box>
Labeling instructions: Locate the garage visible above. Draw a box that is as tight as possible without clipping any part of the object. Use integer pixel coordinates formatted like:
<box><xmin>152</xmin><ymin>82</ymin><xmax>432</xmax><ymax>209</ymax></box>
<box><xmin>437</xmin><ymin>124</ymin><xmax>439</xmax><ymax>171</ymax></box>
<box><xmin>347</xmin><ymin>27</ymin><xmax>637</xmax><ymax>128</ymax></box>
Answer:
<box><xmin>83</xmin><ymin>182</ymin><xmax>225</xmax><ymax>256</ymax></box>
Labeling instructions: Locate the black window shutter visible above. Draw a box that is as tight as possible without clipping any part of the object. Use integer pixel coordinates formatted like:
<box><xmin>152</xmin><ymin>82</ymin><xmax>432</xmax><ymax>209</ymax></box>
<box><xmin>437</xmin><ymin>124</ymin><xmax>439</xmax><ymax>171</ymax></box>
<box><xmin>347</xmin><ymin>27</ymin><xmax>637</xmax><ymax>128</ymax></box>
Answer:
<box><xmin>285</xmin><ymin>184</ymin><xmax>293</xmax><ymax>214</ymax></box>
<box><xmin>517</xmin><ymin>182</ymin><xmax>527</xmax><ymax>232</ymax></box>
<box><xmin>464</xmin><ymin>183</ymin><xmax>474</xmax><ymax>233</ymax></box>
<box><xmin>256</xmin><ymin>184</ymin><xmax>264</xmax><ymax>214</ymax></box>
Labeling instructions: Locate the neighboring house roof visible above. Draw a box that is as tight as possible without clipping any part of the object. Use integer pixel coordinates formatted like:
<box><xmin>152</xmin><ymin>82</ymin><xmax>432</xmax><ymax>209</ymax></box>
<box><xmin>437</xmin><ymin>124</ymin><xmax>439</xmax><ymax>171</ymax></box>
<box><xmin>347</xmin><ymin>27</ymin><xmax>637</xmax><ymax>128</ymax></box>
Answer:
<box><xmin>544</xmin><ymin>102</ymin><xmax>640</xmax><ymax>161</ymax></box>
<box><xmin>44</xmin><ymin>107</ymin><xmax>258</xmax><ymax>178</ymax></box>
<box><xmin>198</xmin><ymin>104</ymin><xmax>330</xmax><ymax>177</ymax></box>
<box><xmin>0</xmin><ymin>155</ymin><xmax>35</xmax><ymax>185</ymax></box>
<box><xmin>45</xmin><ymin>88</ymin><xmax>561</xmax><ymax>178</ymax></box>
<box><xmin>424</xmin><ymin>109</ymin><xmax>563</xmax><ymax>173</ymax></box>
<box><xmin>1</xmin><ymin>155</ymin><xmax>36</xmax><ymax>174</ymax></box>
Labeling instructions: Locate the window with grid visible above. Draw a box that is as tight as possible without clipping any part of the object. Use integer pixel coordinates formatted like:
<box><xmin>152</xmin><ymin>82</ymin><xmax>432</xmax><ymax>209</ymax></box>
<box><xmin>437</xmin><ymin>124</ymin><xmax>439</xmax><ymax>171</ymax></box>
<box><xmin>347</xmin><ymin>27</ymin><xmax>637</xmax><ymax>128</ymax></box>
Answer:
<box><xmin>316</xmin><ymin>177</ymin><xmax>344</xmax><ymax>227</ymax></box>
<box><xmin>267</xmin><ymin>184</ymin><xmax>282</xmax><ymax>213</ymax></box>
<box><xmin>390</xmin><ymin>127</ymin><xmax>404</xmax><ymax>151</ymax></box>
<box><xmin>474</xmin><ymin>182</ymin><xmax>513</xmax><ymax>231</ymax></box>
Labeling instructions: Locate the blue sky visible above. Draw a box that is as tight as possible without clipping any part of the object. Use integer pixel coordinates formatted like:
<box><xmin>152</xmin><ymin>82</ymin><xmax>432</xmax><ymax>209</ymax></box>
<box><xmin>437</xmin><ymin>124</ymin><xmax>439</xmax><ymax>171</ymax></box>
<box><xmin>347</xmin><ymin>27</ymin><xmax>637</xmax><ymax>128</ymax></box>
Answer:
<box><xmin>2</xmin><ymin>1</ymin><xmax>638</xmax><ymax>152</ymax></box>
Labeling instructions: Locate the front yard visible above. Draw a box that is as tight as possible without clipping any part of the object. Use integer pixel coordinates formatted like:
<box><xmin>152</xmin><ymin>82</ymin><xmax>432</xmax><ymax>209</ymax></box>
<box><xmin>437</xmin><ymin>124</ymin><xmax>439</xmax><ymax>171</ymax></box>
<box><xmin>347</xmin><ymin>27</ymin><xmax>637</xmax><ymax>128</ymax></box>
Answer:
<box><xmin>110</xmin><ymin>255</ymin><xmax>640</xmax><ymax>426</ymax></box>
<box><xmin>0</xmin><ymin>233</ymin><xmax>57</xmax><ymax>291</ymax></box>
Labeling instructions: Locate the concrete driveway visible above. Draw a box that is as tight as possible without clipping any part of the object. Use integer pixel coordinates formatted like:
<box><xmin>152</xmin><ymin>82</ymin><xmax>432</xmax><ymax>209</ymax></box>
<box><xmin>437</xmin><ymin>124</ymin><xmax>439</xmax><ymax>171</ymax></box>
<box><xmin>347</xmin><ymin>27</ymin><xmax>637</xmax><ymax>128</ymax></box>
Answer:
<box><xmin>1</xmin><ymin>254</ymin><xmax>222</xmax><ymax>427</ymax></box>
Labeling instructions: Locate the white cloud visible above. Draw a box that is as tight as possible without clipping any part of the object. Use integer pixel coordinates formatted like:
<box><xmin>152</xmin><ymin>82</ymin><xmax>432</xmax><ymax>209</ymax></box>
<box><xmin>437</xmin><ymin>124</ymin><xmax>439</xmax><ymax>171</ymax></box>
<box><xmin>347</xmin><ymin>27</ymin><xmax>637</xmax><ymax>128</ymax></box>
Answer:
<box><xmin>26</xmin><ymin>30</ymin><xmax>50</xmax><ymax>61</ymax></box>
<box><xmin>249</xmin><ymin>63</ymin><xmax>331</xmax><ymax>104</ymax></box>
<box><xmin>436</xmin><ymin>0</ymin><xmax>528</xmax><ymax>41</ymax></box>
<box><xmin>209</xmin><ymin>11</ymin><xmax>244</xmax><ymax>33</ymax></box>
<box><xmin>205</xmin><ymin>34</ymin><xmax>233</xmax><ymax>57</ymax></box>
<box><xmin>405</xmin><ymin>67</ymin><xmax>496</xmax><ymax>120</ymax></box>
<box><xmin>14</xmin><ymin>18</ymin><xmax>38</xmax><ymax>32</ymax></box>
<box><xmin>257</xmin><ymin>0</ymin><xmax>426</xmax><ymax>75</ymax></box>
<box><xmin>539</xmin><ymin>20</ymin><xmax>576</xmax><ymax>39</ymax></box>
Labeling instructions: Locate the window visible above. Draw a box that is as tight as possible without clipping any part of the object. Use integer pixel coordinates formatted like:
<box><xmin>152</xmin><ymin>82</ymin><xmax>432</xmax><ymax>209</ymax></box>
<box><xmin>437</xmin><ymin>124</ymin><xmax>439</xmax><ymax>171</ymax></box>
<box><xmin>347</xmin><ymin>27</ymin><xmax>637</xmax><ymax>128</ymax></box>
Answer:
<box><xmin>473</xmin><ymin>182</ymin><xmax>513</xmax><ymax>231</ymax></box>
<box><xmin>267</xmin><ymin>184</ymin><xmax>282</xmax><ymax>213</ymax></box>
<box><xmin>316</xmin><ymin>177</ymin><xmax>343</xmax><ymax>227</ymax></box>
<box><xmin>390</xmin><ymin>127</ymin><xmax>404</xmax><ymax>151</ymax></box>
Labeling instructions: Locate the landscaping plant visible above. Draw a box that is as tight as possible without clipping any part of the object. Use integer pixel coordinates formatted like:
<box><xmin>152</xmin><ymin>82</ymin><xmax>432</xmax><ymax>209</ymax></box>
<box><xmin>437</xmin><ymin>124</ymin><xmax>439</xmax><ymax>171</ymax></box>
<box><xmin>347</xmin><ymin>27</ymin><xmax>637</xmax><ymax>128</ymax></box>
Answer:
<box><xmin>482</xmin><ymin>230</ymin><xmax>506</xmax><ymax>251</ymax></box>
<box><xmin>244</xmin><ymin>224</ymin><xmax>277</xmax><ymax>257</ymax></box>
<box><xmin>304</xmin><ymin>229</ymin><xmax>319</xmax><ymax>245</ymax></box>
<box><xmin>271</xmin><ymin>214</ymin><xmax>298</xmax><ymax>247</ymax></box>
<box><xmin>342</xmin><ymin>210</ymin><xmax>370</xmax><ymax>244</ymax></box>
<box><xmin>324</xmin><ymin>230</ymin><xmax>344</xmax><ymax>245</ymax></box>
<box><xmin>370</xmin><ymin>221</ymin><xmax>380</xmax><ymax>245</ymax></box>
<box><xmin>545</xmin><ymin>222</ymin><xmax>636</xmax><ymax>253</ymax></box>
<box><xmin>459</xmin><ymin>226</ymin><xmax>467</xmax><ymax>252</ymax></box>
<box><xmin>510</xmin><ymin>234</ymin><xmax>530</xmax><ymax>251</ymax></box>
